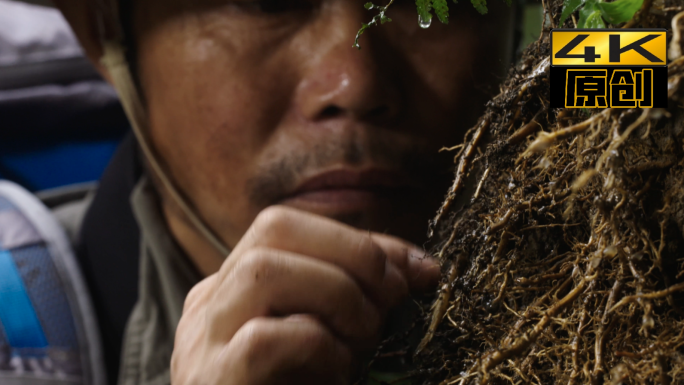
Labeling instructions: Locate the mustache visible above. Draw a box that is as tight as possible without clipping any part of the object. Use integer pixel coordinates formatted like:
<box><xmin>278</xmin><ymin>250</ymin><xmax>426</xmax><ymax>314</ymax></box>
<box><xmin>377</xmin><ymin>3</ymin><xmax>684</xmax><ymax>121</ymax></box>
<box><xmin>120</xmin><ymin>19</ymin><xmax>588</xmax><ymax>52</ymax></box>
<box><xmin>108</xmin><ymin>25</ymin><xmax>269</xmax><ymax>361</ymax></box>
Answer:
<box><xmin>245</xmin><ymin>135</ymin><xmax>451</xmax><ymax>207</ymax></box>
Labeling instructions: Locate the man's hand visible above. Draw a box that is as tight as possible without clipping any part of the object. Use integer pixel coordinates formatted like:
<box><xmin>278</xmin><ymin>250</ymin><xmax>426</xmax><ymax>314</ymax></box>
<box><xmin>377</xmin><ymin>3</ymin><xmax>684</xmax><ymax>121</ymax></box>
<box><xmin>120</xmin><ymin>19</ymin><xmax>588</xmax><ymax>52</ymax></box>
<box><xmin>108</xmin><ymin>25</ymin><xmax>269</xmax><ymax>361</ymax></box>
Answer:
<box><xmin>171</xmin><ymin>206</ymin><xmax>439</xmax><ymax>385</ymax></box>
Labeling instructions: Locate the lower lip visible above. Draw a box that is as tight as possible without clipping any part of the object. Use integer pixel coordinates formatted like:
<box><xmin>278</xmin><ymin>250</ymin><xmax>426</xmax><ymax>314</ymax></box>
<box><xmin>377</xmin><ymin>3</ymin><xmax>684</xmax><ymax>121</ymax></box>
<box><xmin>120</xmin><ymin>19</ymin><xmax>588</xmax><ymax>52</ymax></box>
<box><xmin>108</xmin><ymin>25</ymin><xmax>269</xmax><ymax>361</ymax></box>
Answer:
<box><xmin>280</xmin><ymin>189</ymin><xmax>386</xmax><ymax>213</ymax></box>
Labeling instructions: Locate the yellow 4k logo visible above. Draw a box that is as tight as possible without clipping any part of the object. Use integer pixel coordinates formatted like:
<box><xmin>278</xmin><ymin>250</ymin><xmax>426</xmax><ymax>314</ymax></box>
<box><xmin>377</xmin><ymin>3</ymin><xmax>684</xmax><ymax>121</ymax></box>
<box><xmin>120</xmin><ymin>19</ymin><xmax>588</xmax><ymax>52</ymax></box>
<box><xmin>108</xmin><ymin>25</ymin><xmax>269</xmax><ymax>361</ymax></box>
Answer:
<box><xmin>550</xmin><ymin>29</ymin><xmax>667</xmax><ymax>109</ymax></box>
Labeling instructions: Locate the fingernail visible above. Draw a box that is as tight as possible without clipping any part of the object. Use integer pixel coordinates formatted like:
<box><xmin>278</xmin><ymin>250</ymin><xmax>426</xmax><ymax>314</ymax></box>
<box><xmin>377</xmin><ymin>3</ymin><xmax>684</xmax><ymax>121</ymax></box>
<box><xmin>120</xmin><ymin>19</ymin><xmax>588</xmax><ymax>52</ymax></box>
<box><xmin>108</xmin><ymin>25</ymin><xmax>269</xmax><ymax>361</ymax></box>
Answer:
<box><xmin>408</xmin><ymin>248</ymin><xmax>440</xmax><ymax>285</ymax></box>
<box><xmin>409</xmin><ymin>248</ymin><xmax>438</xmax><ymax>268</ymax></box>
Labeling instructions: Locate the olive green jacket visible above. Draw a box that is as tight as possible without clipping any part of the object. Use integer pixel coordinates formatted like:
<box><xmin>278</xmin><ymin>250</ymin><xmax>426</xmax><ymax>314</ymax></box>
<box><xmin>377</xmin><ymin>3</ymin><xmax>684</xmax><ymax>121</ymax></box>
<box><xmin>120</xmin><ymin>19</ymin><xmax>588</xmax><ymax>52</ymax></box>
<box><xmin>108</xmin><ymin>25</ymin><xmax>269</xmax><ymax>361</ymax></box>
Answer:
<box><xmin>117</xmin><ymin>177</ymin><xmax>202</xmax><ymax>385</ymax></box>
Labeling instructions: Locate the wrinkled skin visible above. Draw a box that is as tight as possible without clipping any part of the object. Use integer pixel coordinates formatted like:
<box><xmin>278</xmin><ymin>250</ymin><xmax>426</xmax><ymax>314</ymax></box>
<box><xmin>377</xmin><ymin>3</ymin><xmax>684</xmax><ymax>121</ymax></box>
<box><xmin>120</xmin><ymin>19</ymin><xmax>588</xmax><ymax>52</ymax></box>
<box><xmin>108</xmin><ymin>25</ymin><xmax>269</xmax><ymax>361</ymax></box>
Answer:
<box><xmin>131</xmin><ymin>0</ymin><xmax>514</xmax><ymax>265</ymax></box>
<box><xmin>57</xmin><ymin>0</ymin><xmax>514</xmax><ymax>382</ymax></box>
<box><xmin>174</xmin><ymin>206</ymin><xmax>440</xmax><ymax>384</ymax></box>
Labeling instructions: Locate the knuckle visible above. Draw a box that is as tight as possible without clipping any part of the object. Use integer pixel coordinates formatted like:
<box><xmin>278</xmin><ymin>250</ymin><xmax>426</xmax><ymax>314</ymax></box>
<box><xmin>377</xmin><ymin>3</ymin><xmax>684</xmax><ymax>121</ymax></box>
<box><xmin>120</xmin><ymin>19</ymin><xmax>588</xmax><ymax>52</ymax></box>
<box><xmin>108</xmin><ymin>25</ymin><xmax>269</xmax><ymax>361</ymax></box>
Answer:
<box><xmin>184</xmin><ymin>277</ymin><xmax>212</xmax><ymax>310</ymax></box>
<box><xmin>184</xmin><ymin>286</ymin><xmax>201</xmax><ymax>309</ymax></box>
<box><xmin>236</xmin><ymin>318</ymin><xmax>275</xmax><ymax>362</ymax></box>
<box><xmin>332</xmin><ymin>279</ymin><xmax>381</xmax><ymax>338</ymax></box>
<box><xmin>252</xmin><ymin>206</ymin><xmax>293</xmax><ymax>240</ymax></box>
<box><xmin>235</xmin><ymin>247</ymin><xmax>282</xmax><ymax>283</ymax></box>
<box><xmin>356</xmin><ymin>234</ymin><xmax>387</xmax><ymax>282</ymax></box>
<box><xmin>295</xmin><ymin>322</ymin><xmax>352</xmax><ymax>375</ymax></box>
<box><xmin>301</xmin><ymin>322</ymin><xmax>330</xmax><ymax>353</ymax></box>
<box><xmin>291</xmin><ymin>321</ymin><xmax>333</xmax><ymax>366</ymax></box>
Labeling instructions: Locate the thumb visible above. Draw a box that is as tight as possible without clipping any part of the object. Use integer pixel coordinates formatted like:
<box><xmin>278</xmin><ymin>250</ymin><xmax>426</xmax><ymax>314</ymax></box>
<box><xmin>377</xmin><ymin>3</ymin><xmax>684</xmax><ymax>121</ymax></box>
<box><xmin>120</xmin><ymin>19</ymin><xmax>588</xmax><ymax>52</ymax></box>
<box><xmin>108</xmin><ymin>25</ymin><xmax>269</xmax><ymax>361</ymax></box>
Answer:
<box><xmin>371</xmin><ymin>234</ymin><xmax>441</xmax><ymax>293</ymax></box>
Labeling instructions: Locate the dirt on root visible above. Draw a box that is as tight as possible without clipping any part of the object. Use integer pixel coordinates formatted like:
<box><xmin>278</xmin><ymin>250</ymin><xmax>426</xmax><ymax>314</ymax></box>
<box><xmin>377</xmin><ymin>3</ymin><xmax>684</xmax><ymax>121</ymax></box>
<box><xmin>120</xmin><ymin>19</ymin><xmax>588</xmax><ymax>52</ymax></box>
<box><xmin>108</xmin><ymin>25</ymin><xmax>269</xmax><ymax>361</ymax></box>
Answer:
<box><xmin>373</xmin><ymin>1</ymin><xmax>684</xmax><ymax>384</ymax></box>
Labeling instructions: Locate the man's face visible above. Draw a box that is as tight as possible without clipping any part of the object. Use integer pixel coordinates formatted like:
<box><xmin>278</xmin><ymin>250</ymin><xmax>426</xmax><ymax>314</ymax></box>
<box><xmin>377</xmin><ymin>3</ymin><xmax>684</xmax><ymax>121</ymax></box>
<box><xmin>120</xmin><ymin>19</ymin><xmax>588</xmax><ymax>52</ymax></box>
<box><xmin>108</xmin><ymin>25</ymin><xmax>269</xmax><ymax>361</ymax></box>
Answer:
<box><xmin>133</xmin><ymin>0</ymin><xmax>512</xmax><ymax>248</ymax></box>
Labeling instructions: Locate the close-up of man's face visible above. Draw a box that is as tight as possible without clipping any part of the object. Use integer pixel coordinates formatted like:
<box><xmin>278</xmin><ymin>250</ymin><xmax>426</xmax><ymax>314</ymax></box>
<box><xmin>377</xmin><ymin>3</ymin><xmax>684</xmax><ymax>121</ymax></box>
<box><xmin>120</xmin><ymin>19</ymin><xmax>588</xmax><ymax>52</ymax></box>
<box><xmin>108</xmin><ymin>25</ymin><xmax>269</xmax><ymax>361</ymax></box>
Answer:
<box><xmin>128</xmin><ymin>0</ymin><xmax>514</xmax><ymax>249</ymax></box>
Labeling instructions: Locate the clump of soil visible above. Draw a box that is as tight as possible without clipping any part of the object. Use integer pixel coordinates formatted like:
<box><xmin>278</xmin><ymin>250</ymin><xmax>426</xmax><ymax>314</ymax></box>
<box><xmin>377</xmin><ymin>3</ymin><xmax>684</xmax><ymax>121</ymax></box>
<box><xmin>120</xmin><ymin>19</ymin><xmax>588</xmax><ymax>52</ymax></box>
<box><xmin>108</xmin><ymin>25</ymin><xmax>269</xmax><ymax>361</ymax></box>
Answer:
<box><xmin>409</xmin><ymin>2</ymin><xmax>684</xmax><ymax>384</ymax></box>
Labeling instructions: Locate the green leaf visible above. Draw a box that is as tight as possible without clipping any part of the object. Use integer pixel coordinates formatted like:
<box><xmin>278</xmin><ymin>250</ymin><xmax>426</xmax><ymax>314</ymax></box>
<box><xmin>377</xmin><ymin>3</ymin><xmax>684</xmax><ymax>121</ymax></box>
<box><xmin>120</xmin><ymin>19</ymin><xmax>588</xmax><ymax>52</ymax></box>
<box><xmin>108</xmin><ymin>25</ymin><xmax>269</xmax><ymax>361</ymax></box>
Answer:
<box><xmin>415</xmin><ymin>0</ymin><xmax>433</xmax><ymax>23</ymax></box>
<box><xmin>354</xmin><ymin>23</ymin><xmax>370</xmax><ymax>49</ymax></box>
<box><xmin>597</xmin><ymin>0</ymin><xmax>644</xmax><ymax>25</ymax></box>
<box><xmin>583</xmin><ymin>10</ymin><xmax>606</xmax><ymax>28</ymax></box>
<box><xmin>559</xmin><ymin>0</ymin><xmax>584</xmax><ymax>26</ymax></box>
<box><xmin>470</xmin><ymin>0</ymin><xmax>488</xmax><ymax>14</ymax></box>
<box><xmin>432</xmin><ymin>0</ymin><xmax>450</xmax><ymax>23</ymax></box>
<box><xmin>364</xmin><ymin>2</ymin><xmax>375</xmax><ymax>9</ymax></box>
<box><xmin>578</xmin><ymin>0</ymin><xmax>606</xmax><ymax>28</ymax></box>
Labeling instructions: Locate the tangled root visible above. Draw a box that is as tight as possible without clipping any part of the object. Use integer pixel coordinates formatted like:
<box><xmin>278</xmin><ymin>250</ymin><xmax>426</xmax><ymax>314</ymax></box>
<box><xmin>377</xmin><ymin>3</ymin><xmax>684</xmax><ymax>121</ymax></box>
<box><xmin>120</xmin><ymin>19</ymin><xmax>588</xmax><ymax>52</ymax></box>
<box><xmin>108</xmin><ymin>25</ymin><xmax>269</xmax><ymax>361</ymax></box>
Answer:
<box><xmin>405</xmin><ymin>2</ymin><xmax>684</xmax><ymax>384</ymax></box>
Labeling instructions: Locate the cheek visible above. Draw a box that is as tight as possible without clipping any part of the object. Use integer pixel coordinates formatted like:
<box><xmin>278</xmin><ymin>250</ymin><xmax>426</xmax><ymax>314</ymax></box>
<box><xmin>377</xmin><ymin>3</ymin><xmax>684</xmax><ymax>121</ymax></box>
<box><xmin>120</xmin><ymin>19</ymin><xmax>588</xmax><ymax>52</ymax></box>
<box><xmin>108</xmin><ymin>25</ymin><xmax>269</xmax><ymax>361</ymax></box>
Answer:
<box><xmin>136</xmin><ymin>19</ymin><xmax>295</xmax><ymax>192</ymax></box>
<box><xmin>413</xmin><ymin>38</ymin><xmax>477</xmax><ymax>105</ymax></box>
<box><xmin>384</xmin><ymin>24</ymin><xmax>486</xmax><ymax>144</ymax></box>
<box><xmin>423</xmin><ymin>36</ymin><xmax>487</xmax><ymax>105</ymax></box>
<box><xmin>384</xmin><ymin>10</ymin><xmax>481</xmax><ymax>102</ymax></box>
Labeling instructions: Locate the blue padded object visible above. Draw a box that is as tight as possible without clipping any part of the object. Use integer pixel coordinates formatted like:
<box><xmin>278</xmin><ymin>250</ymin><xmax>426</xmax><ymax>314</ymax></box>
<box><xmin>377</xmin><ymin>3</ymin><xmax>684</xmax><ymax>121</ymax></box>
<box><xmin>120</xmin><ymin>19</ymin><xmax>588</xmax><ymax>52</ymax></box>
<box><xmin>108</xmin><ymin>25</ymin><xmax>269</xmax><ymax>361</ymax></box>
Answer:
<box><xmin>0</xmin><ymin>180</ymin><xmax>105</xmax><ymax>384</ymax></box>
<box><xmin>13</xmin><ymin>246</ymin><xmax>80</xmax><ymax>349</ymax></box>
<box><xmin>0</xmin><ymin>249</ymin><xmax>49</xmax><ymax>349</ymax></box>
<box><xmin>0</xmin><ymin>140</ymin><xmax>122</xmax><ymax>192</ymax></box>
<box><xmin>0</xmin><ymin>196</ymin><xmax>14</xmax><ymax>213</ymax></box>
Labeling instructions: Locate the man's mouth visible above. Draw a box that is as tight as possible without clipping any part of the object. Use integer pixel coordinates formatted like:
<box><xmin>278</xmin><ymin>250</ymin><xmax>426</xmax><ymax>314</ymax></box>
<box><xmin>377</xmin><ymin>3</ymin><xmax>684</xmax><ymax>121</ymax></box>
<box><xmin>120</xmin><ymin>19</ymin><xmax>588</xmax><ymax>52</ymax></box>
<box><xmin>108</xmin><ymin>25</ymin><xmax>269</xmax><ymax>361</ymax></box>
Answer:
<box><xmin>279</xmin><ymin>168</ymin><xmax>413</xmax><ymax>214</ymax></box>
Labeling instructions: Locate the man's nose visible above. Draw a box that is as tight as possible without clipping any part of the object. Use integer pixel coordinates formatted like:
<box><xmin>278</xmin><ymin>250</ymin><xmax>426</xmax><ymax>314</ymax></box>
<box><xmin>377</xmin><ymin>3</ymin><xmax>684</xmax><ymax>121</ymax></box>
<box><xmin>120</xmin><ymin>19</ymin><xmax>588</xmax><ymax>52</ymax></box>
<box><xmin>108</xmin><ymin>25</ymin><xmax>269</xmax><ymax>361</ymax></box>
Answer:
<box><xmin>293</xmin><ymin>6</ymin><xmax>400</xmax><ymax>124</ymax></box>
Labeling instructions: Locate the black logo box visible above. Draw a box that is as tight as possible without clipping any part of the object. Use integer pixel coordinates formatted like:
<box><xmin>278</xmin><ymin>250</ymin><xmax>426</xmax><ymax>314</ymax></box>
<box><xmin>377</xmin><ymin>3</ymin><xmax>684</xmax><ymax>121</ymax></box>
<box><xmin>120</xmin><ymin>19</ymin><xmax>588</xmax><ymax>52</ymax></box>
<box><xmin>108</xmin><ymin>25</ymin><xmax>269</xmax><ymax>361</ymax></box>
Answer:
<box><xmin>550</xmin><ymin>66</ymin><xmax>668</xmax><ymax>108</ymax></box>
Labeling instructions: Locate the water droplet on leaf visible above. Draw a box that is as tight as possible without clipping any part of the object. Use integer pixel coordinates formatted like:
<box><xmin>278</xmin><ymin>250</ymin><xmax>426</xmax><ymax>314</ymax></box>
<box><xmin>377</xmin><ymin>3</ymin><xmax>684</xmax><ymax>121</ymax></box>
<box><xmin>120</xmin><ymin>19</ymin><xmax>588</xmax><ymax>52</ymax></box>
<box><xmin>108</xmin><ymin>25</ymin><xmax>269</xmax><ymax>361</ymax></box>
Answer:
<box><xmin>418</xmin><ymin>14</ymin><xmax>432</xmax><ymax>28</ymax></box>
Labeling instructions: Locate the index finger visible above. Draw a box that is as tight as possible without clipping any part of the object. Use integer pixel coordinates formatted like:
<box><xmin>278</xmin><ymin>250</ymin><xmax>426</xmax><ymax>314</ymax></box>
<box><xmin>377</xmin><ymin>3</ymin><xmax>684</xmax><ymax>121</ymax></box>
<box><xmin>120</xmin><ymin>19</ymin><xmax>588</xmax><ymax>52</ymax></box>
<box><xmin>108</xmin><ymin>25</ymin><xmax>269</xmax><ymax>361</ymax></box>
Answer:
<box><xmin>370</xmin><ymin>233</ymin><xmax>441</xmax><ymax>293</ymax></box>
<box><xmin>227</xmin><ymin>206</ymin><xmax>437</xmax><ymax>307</ymax></box>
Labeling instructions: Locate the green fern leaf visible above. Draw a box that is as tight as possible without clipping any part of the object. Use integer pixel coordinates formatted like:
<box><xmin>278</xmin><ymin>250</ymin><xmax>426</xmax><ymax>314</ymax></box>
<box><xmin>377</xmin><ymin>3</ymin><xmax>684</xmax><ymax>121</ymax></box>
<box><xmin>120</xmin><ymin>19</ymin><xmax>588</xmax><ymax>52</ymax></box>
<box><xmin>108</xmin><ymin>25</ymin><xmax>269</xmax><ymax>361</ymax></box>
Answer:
<box><xmin>416</xmin><ymin>0</ymin><xmax>433</xmax><ymax>24</ymax></box>
<box><xmin>354</xmin><ymin>23</ymin><xmax>370</xmax><ymax>49</ymax></box>
<box><xmin>597</xmin><ymin>0</ymin><xmax>643</xmax><ymax>25</ymax></box>
<box><xmin>432</xmin><ymin>0</ymin><xmax>450</xmax><ymax>24</ymax></box>
<box><xmin>470</xmin><ymin>0</ymin><xmax>488</xmax><ymax>14</ymax></box>
<box><xmin>559</xmin><ymin>0</ymin><xmax>584</xmax><ymax>26</ymax></box>
<box><xmin>578</xmin><ymin>0</ymin><xmax>606</xmax><ymax>28</ymax></box>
